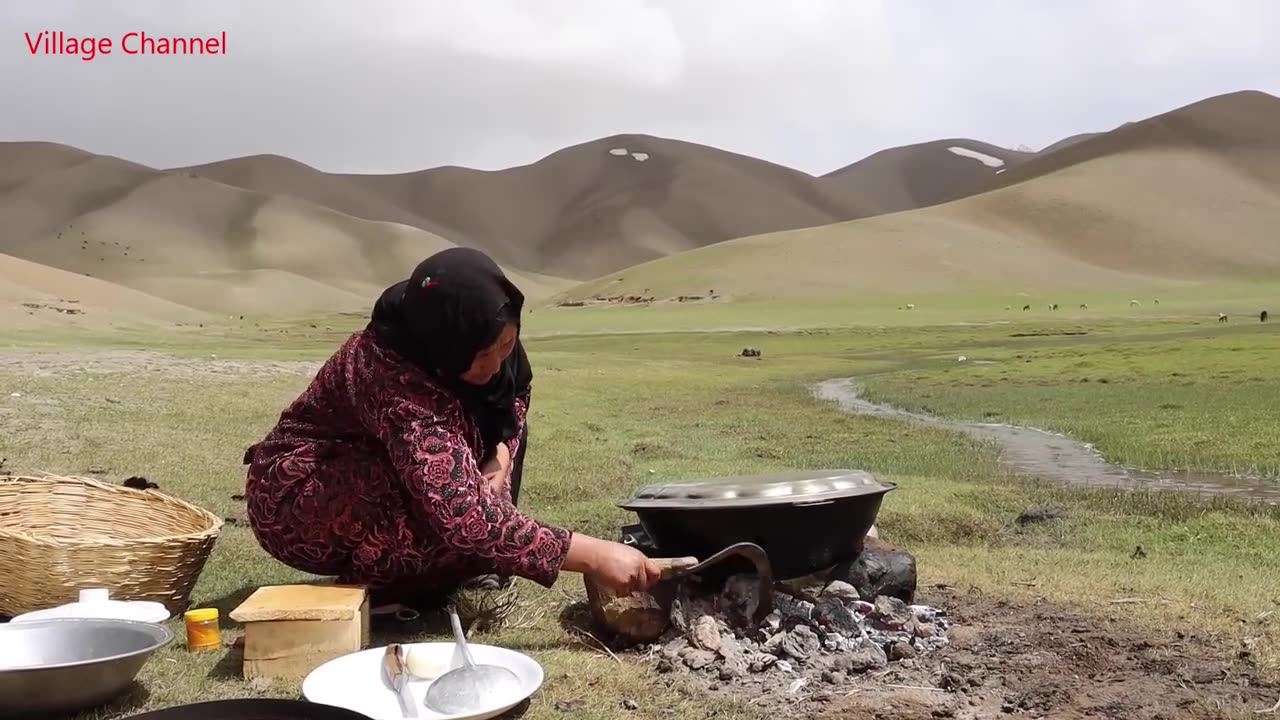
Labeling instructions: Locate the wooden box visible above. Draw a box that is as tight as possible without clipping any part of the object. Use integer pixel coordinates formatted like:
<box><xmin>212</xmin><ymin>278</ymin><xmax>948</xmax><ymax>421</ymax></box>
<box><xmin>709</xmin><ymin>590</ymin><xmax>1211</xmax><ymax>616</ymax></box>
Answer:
<box><xmin>229</xmin><ymin>583</ymin><xmax>370</xmax><ymax>680</ymax></box>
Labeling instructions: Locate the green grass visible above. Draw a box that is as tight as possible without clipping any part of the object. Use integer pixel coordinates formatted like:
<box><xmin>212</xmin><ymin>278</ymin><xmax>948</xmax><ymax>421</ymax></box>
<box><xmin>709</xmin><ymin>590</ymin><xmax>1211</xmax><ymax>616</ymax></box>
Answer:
<box><xmin>2</xmin><ymin>309</ymin><xmax>1279</xmax><ymax>719</ymax></box>
<box><xmin>529</xmin><ymin>279</ymin><xmax>1280</xmax><ymax>335</ymax></box>
<box><xmin>859</xmin><ymin>320</ymin><xmax>1280</xmax><ymax>476</ymax></box>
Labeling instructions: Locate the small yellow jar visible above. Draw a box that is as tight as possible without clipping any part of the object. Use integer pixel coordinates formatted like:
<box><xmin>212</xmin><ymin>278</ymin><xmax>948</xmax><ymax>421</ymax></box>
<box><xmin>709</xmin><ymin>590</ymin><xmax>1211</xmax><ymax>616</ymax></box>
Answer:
<box><xmin>184</xmin><ymin>607</ymin><xmax>222</xmax><ymax>652</ymax></box>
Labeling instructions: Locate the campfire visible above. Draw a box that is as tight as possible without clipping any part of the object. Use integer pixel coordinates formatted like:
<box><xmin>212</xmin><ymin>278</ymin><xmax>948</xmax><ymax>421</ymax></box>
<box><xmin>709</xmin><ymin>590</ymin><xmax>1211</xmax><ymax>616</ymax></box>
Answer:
<box><xmin>594</xmin><ymin>520</ymin><xmax>946</xmax><ymax>701</ymax></box>
<box><xmin>586</xmin><ymin>468</ymin><xmax>942</xmax><ymax>706</ymax></box>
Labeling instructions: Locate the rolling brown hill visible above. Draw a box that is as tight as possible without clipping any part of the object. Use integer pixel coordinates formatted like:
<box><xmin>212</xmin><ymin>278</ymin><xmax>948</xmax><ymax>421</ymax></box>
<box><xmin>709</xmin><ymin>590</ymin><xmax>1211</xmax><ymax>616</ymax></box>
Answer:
<box><xmin>7</xmin><ymin>89</ymin><xmax>1272</xmax><ymax>322</ymax></box>
<box><xmin>0</xmin><ymin>251</ymin><xmax>208</xmax><ymax>329</ymax></box>
<box><xmin>177</xmin><ymin>134</ymin><xmax>1033</xmax><ymax>280</ymax></box>
<box><xmin>556</xmin><ymin>90</ymin><xmax>1280</xmax><ymax>303</ymax></box>
<box><xmin>1039</xmin><ymin>132</ymin><xmax>1104</xmax><ymax>155</ymax></box>
<box><xmin>338</xmin><ymin>134</ymin><xmax>866</xmax><ymax>279</ymax></box>
<box><xmin>820</xmin><ymin>139</ymin><xmax>1034</xmax><ymax>215</ymax></box>
<box><xmin>0</xmin><ymin>143</ymin><xmax>568</xmax><ymax>324</ymax></box>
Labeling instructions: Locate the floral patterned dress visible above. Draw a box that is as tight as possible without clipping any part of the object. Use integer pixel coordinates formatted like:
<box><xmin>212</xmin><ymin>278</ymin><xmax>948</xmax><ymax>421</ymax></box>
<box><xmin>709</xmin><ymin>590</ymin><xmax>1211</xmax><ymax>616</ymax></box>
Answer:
<box><xmin>242</xmin><ymin>329</ymin><xmax>572</xmax><ymax>602</ymax></box>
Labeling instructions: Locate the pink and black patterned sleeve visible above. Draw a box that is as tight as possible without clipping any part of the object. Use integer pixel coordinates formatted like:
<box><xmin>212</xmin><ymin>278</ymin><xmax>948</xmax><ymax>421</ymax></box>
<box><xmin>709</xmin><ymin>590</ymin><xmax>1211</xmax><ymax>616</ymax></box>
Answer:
<box><xmin>504</xmin><ymin>392</ymin><xmax>529</xmax><ymax>460</ymax></box>
<box><xmin>362</xmin><ymin>372</ymin><xmax>571</xmax><ymax>587</ymax></box>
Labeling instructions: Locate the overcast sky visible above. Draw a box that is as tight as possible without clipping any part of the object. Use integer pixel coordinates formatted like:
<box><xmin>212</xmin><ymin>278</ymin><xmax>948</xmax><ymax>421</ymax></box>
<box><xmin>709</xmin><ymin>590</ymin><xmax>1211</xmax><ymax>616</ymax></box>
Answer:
<box><xmin>3</xmin><ymin>0</ymin><xmax>1278</xmax><ymax>175</ymax></box>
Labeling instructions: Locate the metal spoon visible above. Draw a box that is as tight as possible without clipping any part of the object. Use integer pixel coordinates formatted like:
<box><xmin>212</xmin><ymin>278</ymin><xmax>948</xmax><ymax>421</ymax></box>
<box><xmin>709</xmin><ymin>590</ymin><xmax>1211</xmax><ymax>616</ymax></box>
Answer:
<box><xmin>423</xmin><ymin>605</ymin><xmax>522</xmax><ymax>715</ymax></box>
<box><xmin>382</xmin><ymin>643</ymin><xmax>417</xmax><ymax>718</ymax></box>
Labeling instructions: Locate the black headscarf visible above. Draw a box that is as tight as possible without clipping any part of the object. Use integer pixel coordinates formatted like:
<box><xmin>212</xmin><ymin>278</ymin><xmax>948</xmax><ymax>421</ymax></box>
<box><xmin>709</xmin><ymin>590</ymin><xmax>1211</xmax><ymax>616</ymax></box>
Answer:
<box><xmin>368</xmin><ymin>247</ymin><xmax>532</xmax><ymax>462</ymax></box>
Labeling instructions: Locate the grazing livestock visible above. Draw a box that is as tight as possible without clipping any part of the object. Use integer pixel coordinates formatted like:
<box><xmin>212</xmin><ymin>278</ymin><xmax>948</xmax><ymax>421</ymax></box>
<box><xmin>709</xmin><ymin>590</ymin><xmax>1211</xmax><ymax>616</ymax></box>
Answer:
<box><xmin>1023</xmin><ymin>304</ymin><xmax>1031</xmax><ymax>311</ymax></box>
<box><xmin>905</xmin><ymin>303</ymin><xmax>916</xmax><ymax>310</ymax></box>
<box><xmin>1079</xmin><ymin>303</ymin><xmax>1088</xmax><ymax>309</ymax></box>
<box><xmin>1262</xmin><ymin>310</ymin><xmax>1269</xmax><ymax>323</ymax></box>
<box><xmin>1218</xmin><ymin>313</ymin><xmax>1229</xmax><ymax>323</ymax></box>
<box><xmin>1050</xmin><ymin>303</ymin><xmax>1059</xmax><ymax>311</ymax></box>
<box><xmin>1130</xmin><ymin>299</ymin><xmax>1140</xmax><ymax>307</ymax></box>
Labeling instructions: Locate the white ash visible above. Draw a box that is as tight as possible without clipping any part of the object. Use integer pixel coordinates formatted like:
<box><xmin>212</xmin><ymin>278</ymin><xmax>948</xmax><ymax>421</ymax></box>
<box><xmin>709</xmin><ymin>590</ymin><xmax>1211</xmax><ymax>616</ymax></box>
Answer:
<box><xmin>650</xmin><ymin>573</ymin><xmax>948</xmax><ymax>693</ymax></box>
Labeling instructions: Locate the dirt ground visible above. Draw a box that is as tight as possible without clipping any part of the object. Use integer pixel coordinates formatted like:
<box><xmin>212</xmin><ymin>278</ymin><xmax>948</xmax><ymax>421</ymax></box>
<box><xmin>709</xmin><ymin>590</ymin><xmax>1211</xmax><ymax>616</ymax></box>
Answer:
<box><xmin>632</xmin><ymin>584</ymin><xmax>1276</xmax><ymax>720</ymax></box>
<box><xmin>798</xmin><ymin>586</ymin><xmax>1278</xmax><ymax>720</ymax></box>
<box><xmin>0</xmin><ymin>350</ymin><xmax>320</xmax><ymax>379</ymax></box>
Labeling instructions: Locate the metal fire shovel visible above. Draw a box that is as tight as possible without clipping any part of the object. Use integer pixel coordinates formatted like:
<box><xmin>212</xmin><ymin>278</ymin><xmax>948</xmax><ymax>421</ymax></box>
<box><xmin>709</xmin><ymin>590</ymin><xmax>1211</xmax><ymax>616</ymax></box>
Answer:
<box><xmin>652</xmin><ymin>541</ymin><xmax>774</xmax><ymax>621</ymax></box>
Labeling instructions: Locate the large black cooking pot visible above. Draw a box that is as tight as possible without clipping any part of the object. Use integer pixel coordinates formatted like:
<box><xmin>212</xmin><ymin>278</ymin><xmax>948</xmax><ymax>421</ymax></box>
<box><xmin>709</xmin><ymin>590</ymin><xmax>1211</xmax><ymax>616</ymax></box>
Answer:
<box><xmin>618</xmin><ymin>469</ymin><xmax>893</xmax><ymax>580</ymax></box>
<box><xmin>124</xmin><ymin>699</ymin><xmax>373</xmax><ymax>719</ymax></box>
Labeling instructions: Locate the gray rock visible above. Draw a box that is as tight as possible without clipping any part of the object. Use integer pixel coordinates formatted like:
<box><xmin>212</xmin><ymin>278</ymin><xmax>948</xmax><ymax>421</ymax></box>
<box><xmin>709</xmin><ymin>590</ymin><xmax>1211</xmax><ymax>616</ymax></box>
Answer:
<box><xmin>872</xmin><ymin>595</ymin><xmax>915</xmax><ymax>630</ymax></box>
<box><xmin>823</xmin><ymin>581</ymin><xmax>860</xmax><ymax>602</ymax></box>
<box><xmin>840</xmin><ymin>542</ymin><xmax>918</xmax><ymax>603</ymax></box>
<box><xmin>684</xmin><ymin>649</ymin><xmax>716</xmax><ymax>670</ymax></box>
<box><xmin>762</xmin><ymin>610</ymin><xmax>783</xmax><ymax>631</ymax></box>
<box><xmin>762</xmin><ymin>631</ymin><xmax>788</xmax><ymax>656</ymax></box>
<box><xmin>717</xmin><ymin>633</ymin><xmax>750</xmax><ymax>679</ymax></box>
<box><xmin>847</xmin><ymin>640</ymin><xmax>889</xmax><ymax>672</ymax></box>
<box><xmin>661</xmin><ymin>636</ymin><xmax>688</xmax><ymax>661</ymax></box>
<box><xmin>775</xmin><ymin>594</ymin><xmax>816</xmax><ymax>622</ymax></box>
<box><xmin>748</xmin><ymin>653</ymin><xmax>777</xmax><ymax>672</ymax></box>
<box><xmin>822</xmin><ymin>632</ymin><xmax>852</xmax><ymax>653</ymax></box>
<box><xmin>887</xmin><ymin>640</ymin><xmax>916</xmax><ymax>661</ymax></box>
<box><xmin>816</xmin><ymin>595</ymin><xmax>863</xmax><ymax>636</ymax></box>
<box><xmin>689</xmin><ymin>615</ymin><xmax>721</xmax><ymax>651</ymax></box>
<box><xmin>780</xmin><ymin>624</ymin><xmax>821</xmax><ymax>662</ymax></box>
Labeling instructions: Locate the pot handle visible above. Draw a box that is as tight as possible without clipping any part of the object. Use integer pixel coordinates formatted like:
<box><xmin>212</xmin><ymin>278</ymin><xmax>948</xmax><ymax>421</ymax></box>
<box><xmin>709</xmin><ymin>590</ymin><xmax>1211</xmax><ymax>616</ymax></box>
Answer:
<box><xmin>654</xmin><ymin>556</ymin><xmax>700</xmax><ymax>580</ymax></box>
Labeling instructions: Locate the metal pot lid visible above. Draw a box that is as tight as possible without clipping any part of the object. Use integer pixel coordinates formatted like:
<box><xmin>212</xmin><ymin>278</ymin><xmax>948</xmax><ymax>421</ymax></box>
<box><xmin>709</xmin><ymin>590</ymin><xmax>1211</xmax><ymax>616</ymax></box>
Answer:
<box><xmin>618</xmin><ymin>469</ymin><xmax>892</xmax><ymax>510</ymax></box>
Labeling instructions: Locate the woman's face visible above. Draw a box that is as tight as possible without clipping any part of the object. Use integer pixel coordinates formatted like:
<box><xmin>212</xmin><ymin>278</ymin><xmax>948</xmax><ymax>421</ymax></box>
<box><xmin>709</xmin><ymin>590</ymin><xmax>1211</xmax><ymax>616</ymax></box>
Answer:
<box><xmin>460</xmin><ymin>322</ymin><xmax>517</xmax><ymax>385</ymax></box>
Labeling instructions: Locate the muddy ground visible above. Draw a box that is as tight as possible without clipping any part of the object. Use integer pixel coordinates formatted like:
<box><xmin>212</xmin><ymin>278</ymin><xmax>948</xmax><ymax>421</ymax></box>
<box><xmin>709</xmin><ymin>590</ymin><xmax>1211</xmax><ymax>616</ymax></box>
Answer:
<box><xmin>664</xmin><ymin>586</ymin><xmax>1279</xmax><ymax>719</ymax></box>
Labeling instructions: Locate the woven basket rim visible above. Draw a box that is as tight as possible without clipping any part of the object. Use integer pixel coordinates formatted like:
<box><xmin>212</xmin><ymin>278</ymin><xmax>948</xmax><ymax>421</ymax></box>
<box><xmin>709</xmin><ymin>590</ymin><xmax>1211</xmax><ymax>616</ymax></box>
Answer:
<box><xmin>0</xmin><ymin>472</ymin><xmax>225</xmax><ymax>546</ymax></box>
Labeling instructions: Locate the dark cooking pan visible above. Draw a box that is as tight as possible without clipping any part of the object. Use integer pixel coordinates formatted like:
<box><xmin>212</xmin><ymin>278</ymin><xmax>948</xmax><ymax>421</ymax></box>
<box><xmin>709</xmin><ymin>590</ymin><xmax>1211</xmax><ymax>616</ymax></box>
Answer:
<box><xmin>123</xmin><ymin>698</ymin><xmax>373</xmax><ymax>719</ymax></box>
<box><xmin>617</xmin><ymin>469</ymin><xmax>893</xmax><ymax>580</ymax></box>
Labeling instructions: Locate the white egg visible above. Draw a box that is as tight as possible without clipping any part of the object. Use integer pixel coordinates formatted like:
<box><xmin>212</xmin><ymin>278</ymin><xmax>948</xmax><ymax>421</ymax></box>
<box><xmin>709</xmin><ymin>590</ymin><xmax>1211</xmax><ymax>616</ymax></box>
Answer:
<box><xmin>405</xmin><ymin>647</ymin><xmax>449</xmax><ymax>680</ymax></box>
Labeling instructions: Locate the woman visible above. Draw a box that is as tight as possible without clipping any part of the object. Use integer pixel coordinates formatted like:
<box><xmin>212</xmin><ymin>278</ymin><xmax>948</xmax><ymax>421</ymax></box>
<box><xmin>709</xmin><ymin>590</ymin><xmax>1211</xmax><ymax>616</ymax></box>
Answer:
<box><xmin>242</xmin><ymin>247</ymin><xmax>660</xmax><ymax>609</ymax></box>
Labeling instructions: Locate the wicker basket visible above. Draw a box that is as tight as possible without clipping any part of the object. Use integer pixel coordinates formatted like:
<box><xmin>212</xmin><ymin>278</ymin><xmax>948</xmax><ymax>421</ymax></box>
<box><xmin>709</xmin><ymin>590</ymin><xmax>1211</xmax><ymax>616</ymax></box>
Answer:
<box><xmin>0</xmin><ymin>473</ymin><xmax>224</xmax><ymax>617</ymax></box>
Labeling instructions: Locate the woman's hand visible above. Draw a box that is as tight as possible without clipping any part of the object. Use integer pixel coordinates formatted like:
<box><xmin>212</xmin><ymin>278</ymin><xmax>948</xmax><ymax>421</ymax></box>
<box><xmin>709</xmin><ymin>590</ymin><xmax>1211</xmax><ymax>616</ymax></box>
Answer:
<box><xmin>564</xmin><ymin>534</ymin><xmax>662</xmax><ymax>595</ymax></box>
<box><xmin>479</xmin><ymin>442</ymin><xmax>512</xmax><ymax>496</ymax></box>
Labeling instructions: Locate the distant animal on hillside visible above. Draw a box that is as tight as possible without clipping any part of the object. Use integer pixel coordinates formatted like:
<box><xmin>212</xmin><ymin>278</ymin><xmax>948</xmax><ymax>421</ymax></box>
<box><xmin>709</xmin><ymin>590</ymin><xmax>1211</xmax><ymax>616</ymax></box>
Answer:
<box><xmin>1050</xmin><ymin>303</ymin><xmax>1059</xmax><ymax>311</ymax></box>
<box><xmin>1005</xmin><ymin>305</ymin><xmax>1012</xmax><ymax>310</ymax></box>
<box><xmin>1153</xmin><ymin>298</ymin><xmax>1160</xmax><ymax>305</ymax></box>
<box><xmin>1262</xmin><ymin>310</ymin><xmax>1269</xmax><ymax>323</ymax></box>
<box><xmin>1130</xmin><ymin>299</ymin><xmax>1140</xmax><ymax>307</ymax></box>
<box><xmin>1218</xmin><ymin>313</ymin><xmax>1229</xmax><ymax>323</ymax></box>
<box><xmin>905</xmin><ymin>303</ymin><xmax>915</xmax><ymax>310</ymax></box>
<box><xmin>1022</xmin><ymin>304</ymin><xmax>1031</xmax><ymax>311</ymax></box>
<box><xmin>1079</xmin><ymin>303</ymin><xmax>1088</xmax><ymax>309</ymax></box>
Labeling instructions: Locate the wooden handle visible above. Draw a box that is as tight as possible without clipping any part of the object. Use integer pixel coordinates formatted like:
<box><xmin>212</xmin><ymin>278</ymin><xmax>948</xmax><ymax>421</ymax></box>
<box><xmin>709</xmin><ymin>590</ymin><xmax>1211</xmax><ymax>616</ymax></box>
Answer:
<box><xmin>654</xmin><ymin>556</ymin><xmax>700</xmax><ymax>580</ymax></box>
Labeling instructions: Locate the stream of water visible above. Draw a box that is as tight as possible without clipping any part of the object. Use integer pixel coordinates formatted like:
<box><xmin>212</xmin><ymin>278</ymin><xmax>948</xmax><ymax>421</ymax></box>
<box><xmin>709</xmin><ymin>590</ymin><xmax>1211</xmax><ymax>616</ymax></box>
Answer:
<box><xmin>814</xmin><ymin>377</ymin><xmax>1279</xmax><ymax>504</ymax></box>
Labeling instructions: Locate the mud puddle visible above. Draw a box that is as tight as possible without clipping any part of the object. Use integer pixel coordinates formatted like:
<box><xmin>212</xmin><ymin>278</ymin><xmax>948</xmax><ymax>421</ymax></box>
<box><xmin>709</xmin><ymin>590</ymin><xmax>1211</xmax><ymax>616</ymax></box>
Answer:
<box><xmin>814</xmin><ymin>378</ymin><xmax>1280</xmax><ymax>503</ymax></box>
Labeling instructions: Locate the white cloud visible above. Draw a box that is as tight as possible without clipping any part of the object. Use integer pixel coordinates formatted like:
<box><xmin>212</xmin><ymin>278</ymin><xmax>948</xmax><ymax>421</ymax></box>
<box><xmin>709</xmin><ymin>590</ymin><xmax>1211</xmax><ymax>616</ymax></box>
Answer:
<box><xmin>0</xmin><ymin>0</ymin><xmax>1276</xmax><ymax>175</ymax></box>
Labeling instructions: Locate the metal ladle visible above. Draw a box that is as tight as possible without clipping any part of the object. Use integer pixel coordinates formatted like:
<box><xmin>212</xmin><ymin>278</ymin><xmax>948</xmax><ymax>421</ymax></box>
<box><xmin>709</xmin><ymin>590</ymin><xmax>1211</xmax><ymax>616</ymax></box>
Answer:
<box><xmin>423</xmin><ymin>605</ymin><xmax>522</xmax><ymax>716</ymax></box>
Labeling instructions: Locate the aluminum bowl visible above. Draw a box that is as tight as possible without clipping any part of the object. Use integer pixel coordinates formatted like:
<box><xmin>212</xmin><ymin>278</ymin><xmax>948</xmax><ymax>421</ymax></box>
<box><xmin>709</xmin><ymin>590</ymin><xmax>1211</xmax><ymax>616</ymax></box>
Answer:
<box><xmin>0</xmin><ymin>618</ymin><xmax>173</xmax><ymax>716</ymax></box>
<box><xmin>124</xmin><ymin>699</ymin><xmax>376</xmax><ymax>719</ymax></box>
